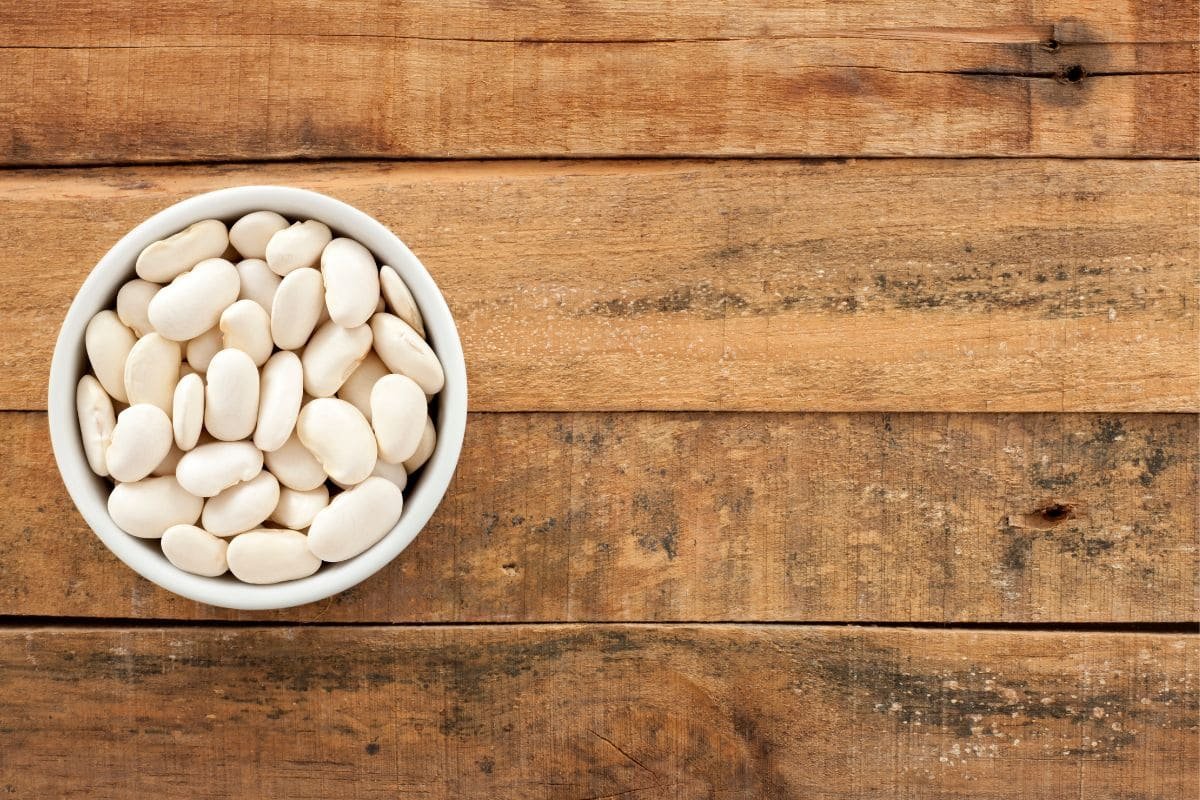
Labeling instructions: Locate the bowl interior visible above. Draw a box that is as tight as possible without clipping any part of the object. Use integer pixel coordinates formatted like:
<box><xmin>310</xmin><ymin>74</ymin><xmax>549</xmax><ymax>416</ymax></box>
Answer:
<box><xmin>49</xmin><ymin>186</ymin><xmax>467</xmax><ymax>610</ymax></box>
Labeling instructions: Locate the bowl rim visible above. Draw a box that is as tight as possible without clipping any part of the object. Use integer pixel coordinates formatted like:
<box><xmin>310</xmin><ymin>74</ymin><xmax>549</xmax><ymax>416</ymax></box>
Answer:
<box><xmin>48</xmin><ymin>185</ymin><xmax>468</xmax><ymax>610</ymax></box>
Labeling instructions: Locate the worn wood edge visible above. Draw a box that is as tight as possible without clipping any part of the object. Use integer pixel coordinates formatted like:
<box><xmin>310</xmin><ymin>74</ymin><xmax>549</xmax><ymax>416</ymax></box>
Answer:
<box><xmin>3</xmin><ymin>409</ymin><xmax>1195</xmax><ymax>623</ymax></box>
<box><xmin>2</xmin><ymin>157</ymin><xmax>1196</xmax><ymax>412</ymax></box>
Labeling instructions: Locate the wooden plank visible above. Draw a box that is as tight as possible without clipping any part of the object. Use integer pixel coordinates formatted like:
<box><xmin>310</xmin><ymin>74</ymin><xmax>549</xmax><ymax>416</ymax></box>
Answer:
<box><xmin>4</xmin><ymin>411</ymin><xmax>1195</xmax><ymax>623</ymax></box>
<box><xmin>1</xmin><ymin>2</ymin><xmax>1196</xmax><ymax>162</ymax></box>
<box><xmin>1</xmin><ymin>625</ymin><xmax>1195</xmax><ymax>798</ymax></box>
<box><xmin>2</xmin><ymin>159</ymin><xmax>1196</xmax><ymax>412</ymax></box>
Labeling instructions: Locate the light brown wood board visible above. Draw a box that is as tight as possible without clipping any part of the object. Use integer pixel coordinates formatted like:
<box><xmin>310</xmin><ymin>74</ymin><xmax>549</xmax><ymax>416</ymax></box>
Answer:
<box><xmin>3</xmin><ymin>411</ymin><xmax>1194</xmax><ymax>623</ymax></box>
<box><xmin>1</xmin><ymin>1</ymin><xmax>1197</xmax><ymax>163</ymax></box>
<box><xmin>2</xmin><ymin>159</ymin><xmax>1196</xmax><ymax>413</ymax></box>
<box><xmin>0</xmin><ymin>624</ymin><xmax>1195</xmax><ymax>799</ymax></box>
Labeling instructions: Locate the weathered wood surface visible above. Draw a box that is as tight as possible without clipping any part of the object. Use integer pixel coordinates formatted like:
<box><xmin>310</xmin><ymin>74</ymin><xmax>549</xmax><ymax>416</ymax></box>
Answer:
<box><xmin>4</xmin><ymin>411</ymin><xmax>1195</xmax><ymax>623</ymax></box>
<box><xmin>1</xmin><ymin>625</ymin><xmax>1194</xmax><ymax>799</ymax></box>
<box><xmin>2</xmin><ymin>2</ymin><xmax>1196</xmax><ymax>163</ymax></box>
<box><xmin>3</xmin><ymin>159</ymin><xmax>1197</xmax><ymax>413</ymax></box>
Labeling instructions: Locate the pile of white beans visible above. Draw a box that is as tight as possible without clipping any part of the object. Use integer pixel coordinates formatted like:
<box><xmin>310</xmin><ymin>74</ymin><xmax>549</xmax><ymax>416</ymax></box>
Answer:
<box><xmin>76</xmin><ymin>212</ymin><xmax>442</xmax><ymax>584</ymax></box>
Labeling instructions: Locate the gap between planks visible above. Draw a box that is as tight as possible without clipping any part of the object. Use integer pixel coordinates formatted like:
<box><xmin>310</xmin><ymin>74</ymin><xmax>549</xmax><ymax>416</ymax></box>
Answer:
<box><xmin>1</xmin><ymin>618</ymin><xmax>1195</xmax><ymax>633</ymax></box>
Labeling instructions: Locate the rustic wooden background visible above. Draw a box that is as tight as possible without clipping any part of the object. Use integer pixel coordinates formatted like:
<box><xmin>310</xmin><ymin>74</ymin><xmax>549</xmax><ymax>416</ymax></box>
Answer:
<box><xmin>1</xmin><ymin>1</ymin><xmax>1197</xmax><ymax>797</ymax></box>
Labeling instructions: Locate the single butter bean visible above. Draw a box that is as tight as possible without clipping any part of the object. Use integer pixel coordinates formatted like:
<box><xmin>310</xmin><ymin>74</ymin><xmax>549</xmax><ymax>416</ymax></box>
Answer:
<box><xmin>265</xmin><ymin>220</ymin><xmax>332</xmax><ymax>276</ymax></box>
<box><xmin>135</xmin><ymin>219</ymin><xmax>229</xmax><ymax>283</ymax></box>
<box><xmin>403</xmin><ymin>415</ymin><xmax>436</xmax><ymax>473</ymax></box>
<box><xmin>172</xmin><ymin>373</ymin><xmax>205</xmax><ymax>450</ymax></box>
<box><xmin>76</xmin><ymin>374</ymin><xmax>116</xmax><ymax>476</ymax></box>
<box><xmin>337</xmin><ymin>352</ymin><xmax>389</xmax><ymax>421</ymax></box>
<box><xmin>107</xmin><ymin>404</ymin><xmax>173</xmax><ymax>482</ymax></box>
<box><xmin>108</xmin><ymin>476</ymin><xmax>203</xmax><ymax>538</ymax></box>
<box><xmin>301</xmin><ymin>320</ymin><xmax>372</xmax><ymax>397</ymax></box>
<box><xmin>175</xmin><ymin>441</ymin><xmax>264</xmax><ymax>497</ymax></box>
<box><xmin>370</xmin><ymin>374</ymin><xmax>426</xmax><ymax>463</ymax></box>
<box><xmin>271</xmin><ymin>267</ymin><xmax>324</xmax><ymax>350</ymax></box>
<box><xmin>85</xmin><ymin>311</ymin><xmax>136</xmax><ymax>403</ymax></box>
<box><xmin>236</xmin><ymin>258</ymin><xmax>281</xmax><ymax>313</ymax></box>
<box><xmin>321</xmin><ymin>237</ymin><xmax>380</xmax><ymax>328</ymax></box>
<box><xmin>161</xmin><ymin>524</ymin><xmax>229</xmax><ymax>577</ymax></box>
<box><xmin>185</xmin><ymin>326</ymin><xmax>223</xmax><ymax>373</ymax></box>
<box><xmin>263</xmin><ymin>433</ymin><xmax>327</xmax><ymax>491</ymax></box>
<box><xmin>205</xmin><ymin>349</ymin><xmax>260</xmax><ymax>441</ymax></box>
<box><xmin>227</xmin><ymin>529</ymin><xmax>321</xmax><ymax>584</ymax></box>
<box><xmin>254</xmin><ymin>351</ymin><xmax>303</xmax><ymax>452</ymax></box>
<box><xmin>147</xmin><ymin>257</ymin><xmax>240</xmax><ymax>341</ymax></box>
<box><xmin>269</xmin><ymin>485</ymin><xmax>330</xmax><ymax>530</ymax></box>
<box><xmin>307</xmin><ymin>477</ymin><xmax>404</xmax><ymax>562</ymax></box>
<box><xmin>297</xmin><ymin>398</ymin><xmax>378</xmax><ymax>486</ymax></box>
<box><xmin>370</xmin><ymin>312</ymin><xmax>445</xmax><ymax>395</ymax></box>
<box><xmin>116</xmin><ymin>279</ymin><xmax>159</xmax><ymax>337</ymax></box>
<box><xmin>219</xmin><ymin>299</ymin><xmax>273</xmax><ymax>366</ymax></box>
<box><xmin>379</xmin><ymin>265</ymin><xmax>426</xmax><ymax>338</ymax></box>
<box><xmin>229</xmin><ymin>211</ymin><xmax>289</xmax><ymax>260</ymax></box>
<box><xmin>201</xmin><ymin>470</ymin><xmax>280</xmax><ymax>536</ymax></box>
<box><xmin>123</xmin><ymin>333</ymin><xmax>180</xmax><ymax>415</ymax></box>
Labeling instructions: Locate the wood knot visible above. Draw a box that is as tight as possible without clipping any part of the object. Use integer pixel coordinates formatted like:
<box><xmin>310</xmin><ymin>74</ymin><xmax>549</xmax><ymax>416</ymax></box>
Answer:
<box><xmin>1012</xmin><ymin>501</ymin><xmax>1079</xmax><ymax>530</ymax></box>
<box><xmin>1059</xmin><ymin>64</ymin><xmax>1086</xmax><ymax>84</ymax></box>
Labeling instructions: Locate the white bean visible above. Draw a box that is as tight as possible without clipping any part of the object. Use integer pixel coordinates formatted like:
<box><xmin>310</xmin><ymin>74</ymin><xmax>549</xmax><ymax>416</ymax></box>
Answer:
<box><xmin>370</xmin><ymin>312</ymin><xmax>445</xmax><ymax>395</ymax></box>
<box><xmin>227</xmin><ymin>529</ymin><xmax>321</xmax><ymax>584</ymax></box>
<box><xmin>263</xmin><ymin>433</ymin><xmax>327</xmax><ymax>491</ymax></box>
<box><xmin>336</xmin><ymin>352</ymin><xmax>389</xmax><ymax>421</ymax></box>
<box><xmin>370</xmin><ymin>374</ymin><xmax>426</xmax><ymax>463</ymax></box>
<box><xmin>108</xmin><ymin>476</ymin><xmax>203</xmax><ymax>538</ymax></box>
<box><xmin>201</xmin><ymin>470</ymin><xmax>280</xmax><ymax>536</ymax></box>
<box><xmin>321</xmin><ymin>237</ymin><xmax>380</xmax><ymax>328</ymax></box>
<box><xmin>297</xmin><ymin>398</ymin><xmax>378</xmax><ymax>486</ymax></box>
<box><xmin>175</xmin><ymin>441</ymin><xmax>263</xmax><ymax>497</ymax></box>
<box><xmin>229</xmin><ymin>211</ymin><xmax>289</xmax><ymax>260</ymax></box>
<box><xmin>123</xmin><ymin>333</ymin><xmax>180</xmax><ymax>415</ymax></box>
<box><xmin>205</xmin><ymin>349</ymin><xmax>260</xmax><ymax>441</ymax></box>
<box><xmin>370</xmin><ymin>459</ymin><xmax>408</xmax><ymax>491</ymax></box>
<box><xmin>379</xmin><ymin>265</ymin><xmax>426</xmax><ymax>338</ymax></box>
<box><xmin>135</xmin><ymin>219</ymin><xmax>229</xmax><ymax>282</ymax></box>
<box><xmin>403</xmin><ymin>415</ymin><xmax>436</xmax><ymax>473</ymax></box>
<box><xmin>116</xmin><ymin>279</ymin><xmax>159</xmax><ymax>337</ymax></box>
<box><xmin>254</xmin><ymin>351</ymin><xmax>302</xmax><ymax>452</ymax></box>
<box><xmin>76</xmin><ymin>375</ymin><xmax>116</xmax><ymax>476</ymax></box>
<box><xmin>235</xmin><ymin>258</ymin><xmax>281</xmax><ymax>313</ymax></box>
<box><xmin>300</xmin><ymin>320</ymin><xmax>372</xmax><ymax>397</ymax></box>
<box><xmin>270</xmin><ymin>267</ymin><xmax>324</xmax><ymax>350</ymax></box>
<box><xmin>106</xmin><ymin>404</ymin><xmax>173</xmax><ymax>482</ymax></box>
<box><xmin>185</xmin><ymin>326</ymin><xmax>223</xmax><ymax>373</ymax></box>
<box><xmin>151</xmin><ymin>443</ymin><xmax>185</xmax><ymax>477</ymax></box>
<box><xmin>161</xmin><ymin>524</ymin><xmax>229</xmax><ymax>577</ymax></box>
<box><xmin>269</xmin><ymin>485</ymin><xmax>330</xmax><ymax>530</ymax></box>
<box><xmin>147</xmin><ymin>257</ymin><xmax>240</xmax><ymax>342</ymax></box>
<box><xmin>307</xmin><ymin>477</ymin><xmax>403</xmax><ymax>562</ymax></box>
<box><xmin>219</xmin><ymin>299</ymin><xmax>273</xmax><ymax>366</ymax></box>
<box><xmin>85</xmin><ymin>311</ymin><xmax>136</xmax><ymax>404</ymax></box>
<box><xmin>265</xmin><ymin>220</ymin><xmax>332</xmax><ymax>276</ymax></box>
<box><xmin>172</xmin><ymin>373</ymin><xmax>205</xmax><ymax>450</ymax></box>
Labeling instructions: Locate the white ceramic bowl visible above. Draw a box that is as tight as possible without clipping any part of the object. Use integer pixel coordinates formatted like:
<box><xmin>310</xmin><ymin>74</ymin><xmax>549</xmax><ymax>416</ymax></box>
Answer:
<box><xmin>48</xmin><ymin>186</ymin><xmax>467</xmax><ymax>610</ymax></box>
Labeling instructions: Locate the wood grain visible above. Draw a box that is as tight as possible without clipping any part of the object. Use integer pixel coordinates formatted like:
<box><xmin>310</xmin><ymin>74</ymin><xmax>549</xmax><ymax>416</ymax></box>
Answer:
<box><xmin>4</xmin><ymin>411</ymin><xmax>1195</xmax><ymax>623</ymax></box>
<box><xmin>3</xmin><ymin>159</ymin><xmax>1197</xmax><ymax>413</ymax></box>
<box><xmin>2</xmin><ymin>2</ymin><xmax>1196</xmax><ymax>163</ymax></box>
<box><xmin>1</xmin><ymin>624</ymin><xmax>1194</xmax><ymax>799</ymax></box>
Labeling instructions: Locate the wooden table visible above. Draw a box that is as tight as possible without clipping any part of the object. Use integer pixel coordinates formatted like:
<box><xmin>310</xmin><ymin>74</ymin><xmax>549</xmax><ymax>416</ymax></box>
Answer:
<box><xmin>1</xmin><ymin>2</ymin><xmax>1197</xmax><ymax>797</ymax></box>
